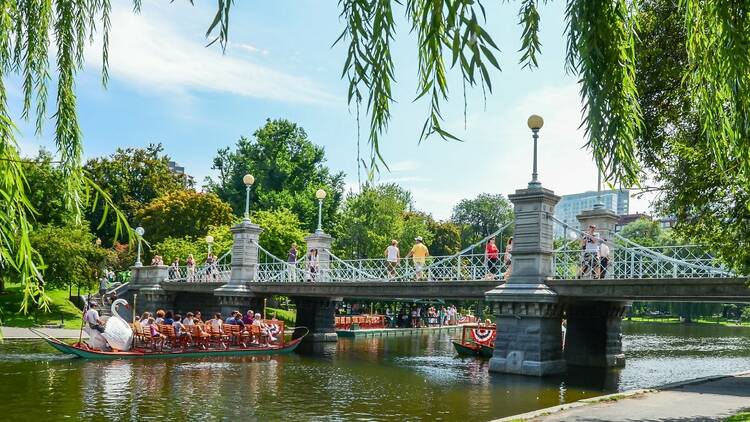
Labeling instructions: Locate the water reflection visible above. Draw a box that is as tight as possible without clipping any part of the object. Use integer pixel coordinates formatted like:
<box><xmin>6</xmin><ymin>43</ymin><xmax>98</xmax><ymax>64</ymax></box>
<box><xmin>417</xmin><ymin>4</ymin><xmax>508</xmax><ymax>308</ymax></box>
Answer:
<box><xmin>0</xmin><ymin>323</ymin><xmax>748</xmax><ymax>421</ymax></box>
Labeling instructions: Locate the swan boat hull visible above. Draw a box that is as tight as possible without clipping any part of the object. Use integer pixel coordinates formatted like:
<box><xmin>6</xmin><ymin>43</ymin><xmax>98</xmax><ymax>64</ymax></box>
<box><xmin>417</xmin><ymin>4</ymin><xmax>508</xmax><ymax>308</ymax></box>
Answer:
<box><xmin>452</xmin><ymin>341</ymin><xmax>494</xmax><ymax>358</ymax></box>
<box><xmin>42</xmin><ymin>336</ymin><xmax>304</xmax><ymax>360</ymax></box>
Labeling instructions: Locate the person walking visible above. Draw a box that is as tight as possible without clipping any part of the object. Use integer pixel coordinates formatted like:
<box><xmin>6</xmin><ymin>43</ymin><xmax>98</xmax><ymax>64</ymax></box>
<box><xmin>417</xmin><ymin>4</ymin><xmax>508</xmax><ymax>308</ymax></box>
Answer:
<box><xmin>503</xmin><ymin>237</ymin><xmax>513</xmax><ymax>280</ymax></box>
<box><xmin>580</xmin><ymin>225</ymin><xmax>599</xmax><ymax>278</ymax></box>
<box><xmin>186</xmin><ymin>254</ymin><xmax>196</xmax><ymax>282</ymax></box>
<box><xmin>597</xmin><ymin>236</ymin><xmax>610</xmax><ymax>279</ymax></box>
<box><xmin>406</xmin><ymin>236</ymin><xmax>429</xmax><ymax>281</ymax></box>
<box><xmin>169</xmin><ymin>258</ymin><xmax>180</xmax><ymax>280</ymax></box>
<box><xmin>288</xmin><ymin>243</ymin><xmax>298</xmax><ymax>282</ymax></box>
<box><xmin>306</xmin><ymin>248</ymin><xmax>319</xmax><ymax>282</ymax></box>
<box><xmin>384</xmin><ymin>240</ymin><xmax>400</xmax><ymax>280</ymax></box>
<box><xmin>204</xmin><ymin>253</ymin><xmax>215</xmax><ymax>282</ymax></box>
<box><xmin>98</xmin><ymin>273</ymin><xmax>109</xmax><ymax>304</ymax></box>
<box><xmin>485</xmin><ymin>238</ymin><xmax>500</xmax><ymax>280</ymax></box>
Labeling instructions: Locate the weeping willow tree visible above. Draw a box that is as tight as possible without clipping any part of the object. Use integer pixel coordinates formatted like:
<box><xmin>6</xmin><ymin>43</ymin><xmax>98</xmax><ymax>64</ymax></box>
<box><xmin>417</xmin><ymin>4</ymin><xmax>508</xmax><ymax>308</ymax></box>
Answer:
<box><xmin>2</xmin><ymin>0</ymin><xmax>750</xmax><ymax>312</ymax></box>
<box><xmin>0</xmin><ymin>0</ymin><xmax>231</xmax><ymax>312</ymax></box>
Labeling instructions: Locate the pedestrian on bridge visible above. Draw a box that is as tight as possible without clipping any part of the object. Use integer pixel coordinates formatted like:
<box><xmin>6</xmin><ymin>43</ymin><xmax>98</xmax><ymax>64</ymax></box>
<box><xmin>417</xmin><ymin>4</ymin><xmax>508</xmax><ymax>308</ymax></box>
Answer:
<box><xmin>306</xmin><ymin>248</ymin><xmax>319</xmax><ymax>281</ymax></box>
<box><xmin>597</xmin><ymin>236</ymin><xmax>610</xmax><ymax>279</ymax></box>
<box><xmin>503</xmin><ymin>237</ymin><xmax>513</xmax><ymax>280</ymax></box>
<box><xmin>485</xmin><ymin>238</ymin><xmax>500</xmax><ymax>280</ymax></box>
<box><xmin>288</xmin><ymin>243</ymin><xmax>298</xmax><ymax>282</ymax></box>
<box><xmin>407</xmin><ymin>237</ymin><xmax>429</xmax><ymax>281</ymax></box>
<box><xmin>384</xmin><ymin>240</ymin><xmax>400</xmax><ymax>279</ymax></box>
<box><xmin>579</xmin><ymin>225</ymin><xmax>600</xmax><ymax>278</ymax></box>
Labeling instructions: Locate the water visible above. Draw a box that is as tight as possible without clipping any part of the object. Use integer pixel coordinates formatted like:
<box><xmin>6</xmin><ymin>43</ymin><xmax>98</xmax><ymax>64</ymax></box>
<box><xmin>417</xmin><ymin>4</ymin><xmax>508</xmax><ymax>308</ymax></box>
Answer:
<box><xmin>0</xmin><ymin>322</ymin><xmax>748</xmax><ymax>421</ymax></box>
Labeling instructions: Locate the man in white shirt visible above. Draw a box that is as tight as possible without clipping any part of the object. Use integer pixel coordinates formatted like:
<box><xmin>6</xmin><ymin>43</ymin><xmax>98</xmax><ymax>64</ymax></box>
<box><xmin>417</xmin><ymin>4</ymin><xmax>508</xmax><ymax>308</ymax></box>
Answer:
<box><xmin>580</xmin><ymin>225</ymin><xmax>600</xmax><ymax>278</ymax></box>
<box><xmin>384</xmin><ymin>240</ymin><xmax>400</xmax><ymax>279</ymax></box>
<box><xmin>83</xmin><ymin>302</ymin><xmax>109</xmax><ymax>350</ymax></box>
<box><xmin>598</xmin><ymin>236</ymin><xmax>611</xmax><ymax>279</ymax></box>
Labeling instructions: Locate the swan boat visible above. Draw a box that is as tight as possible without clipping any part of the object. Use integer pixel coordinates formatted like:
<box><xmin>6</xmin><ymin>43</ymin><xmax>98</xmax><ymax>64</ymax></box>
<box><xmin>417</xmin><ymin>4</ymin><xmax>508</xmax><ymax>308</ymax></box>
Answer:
<box><xmin>33</xmin><ymin>299</ymin><xmax>307</xmax><ymax>360</ymax></box>
<box><xmin>452</xmin><ymin>323</ymin><xmax>496</xmax><ymax>358</ymax></box>
<box><xmin>37</xmin><ymin>334</ymin><xmax>306</xmax><ymax>360</ymax></box>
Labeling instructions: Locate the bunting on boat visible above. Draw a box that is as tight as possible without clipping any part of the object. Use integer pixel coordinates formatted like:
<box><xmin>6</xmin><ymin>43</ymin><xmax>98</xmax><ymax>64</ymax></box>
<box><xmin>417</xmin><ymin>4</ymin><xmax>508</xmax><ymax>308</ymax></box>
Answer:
<box><xmin>470</xmin><ymin>327</ymin><xmax>496</xmax><ymax>346</ymax></box>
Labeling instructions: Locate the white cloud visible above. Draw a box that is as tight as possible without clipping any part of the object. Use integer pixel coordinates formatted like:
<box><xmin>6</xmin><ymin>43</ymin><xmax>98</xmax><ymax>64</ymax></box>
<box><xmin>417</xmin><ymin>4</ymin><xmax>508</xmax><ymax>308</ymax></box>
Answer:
<box><xmin>379</xmin><ymin>176</ymin><xmax>432</xmax><ymax>184</ymax></box>
<box><xmin>388</xmin><ymin>159</ymin><xmax>420</xmax><ymax>172</ymax></box>
<box><xmin>85</xmin><ymin>5</ymin><xmax>335</xmax><ymax>105</ymax></box>
<box><xmin>230</xmin><ymin>42</ymin><xmax>270</xmax><ymax>56</ymax></box>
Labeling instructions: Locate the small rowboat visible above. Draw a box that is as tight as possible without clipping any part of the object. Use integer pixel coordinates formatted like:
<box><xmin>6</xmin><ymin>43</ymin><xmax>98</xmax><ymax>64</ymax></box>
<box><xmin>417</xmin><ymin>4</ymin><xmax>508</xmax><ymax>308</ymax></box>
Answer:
<box><xmin>452</xmin><ymin>323</ymin><xmax>496</xmax><ymax>358</ymax></box>
<box><xmin>33</xmin><ymin>328</ymin><xmax>307</xmax><ymax>360</ymax></box>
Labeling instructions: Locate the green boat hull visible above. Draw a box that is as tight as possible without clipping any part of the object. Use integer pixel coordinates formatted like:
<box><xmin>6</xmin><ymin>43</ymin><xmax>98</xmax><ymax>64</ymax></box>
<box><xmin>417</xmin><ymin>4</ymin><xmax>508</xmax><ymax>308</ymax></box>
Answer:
<box><xmin>452</xmin><ymin>341</ymin><xmax>494</xmax><ymax>358</ymax></box>
<box><xmin>44</xmin><ymin>336</ymin><xmax>303</xmax><ymax>360</ymax></box>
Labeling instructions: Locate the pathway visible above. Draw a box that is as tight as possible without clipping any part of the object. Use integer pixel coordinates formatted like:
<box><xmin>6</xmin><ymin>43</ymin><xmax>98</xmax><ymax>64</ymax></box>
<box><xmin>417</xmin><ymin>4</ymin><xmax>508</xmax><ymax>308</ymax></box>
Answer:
<box><xmin>499</xmin><ymin>373</ymin><xmax>750</xmax><ymax>422</ymax></box>
<box><xmin>1</xmin><ymin>326</ymin><xmax>88</xmax><ymax>339</ymax></box>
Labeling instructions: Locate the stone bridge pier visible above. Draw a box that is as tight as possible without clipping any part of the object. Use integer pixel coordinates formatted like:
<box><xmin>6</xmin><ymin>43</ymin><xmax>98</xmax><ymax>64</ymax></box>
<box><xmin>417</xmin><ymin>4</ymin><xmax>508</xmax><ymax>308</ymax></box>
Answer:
<box><xmin>291</xmin><ymin>231</ymin><xmax>340</xmax><ymax>343</ymax></box>
<box><xmin>486</xmin><ymin>185</ymin><xmax>629</xmax><ymax>376</ymax></box>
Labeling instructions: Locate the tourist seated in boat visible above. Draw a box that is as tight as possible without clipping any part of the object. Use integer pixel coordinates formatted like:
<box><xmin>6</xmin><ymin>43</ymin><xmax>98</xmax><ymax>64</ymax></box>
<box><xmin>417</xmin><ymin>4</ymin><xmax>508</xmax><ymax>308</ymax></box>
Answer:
<box><xmin>210</xmin><ymin>313</ymin><xmax>224</xmax><ymax>334</ymax></box>
<box><xmin>193</xmin><ymin>311</ymin><xmax>203</xmax><ymax>323</ymax></box>
<box><xmin>140</xmin><ymin>312</ymin><xmax>152</xmax><ymax>327</ymax></box>
<box><xmin>148</xmin><ymin>317</ymin><xmax>166</xmax><ymax>349</ymax></box>
<box><xmin>172</xmin><ymin>314</ymin><xmax>193</xmax><ymax>345</ymax></box>
<box><xmin>242</xmin><ymin>310</ymin><xmax>254</xmax><ymax>325</ymax></box>
<box><xmin>252</xmin><ymin>313</ymin><xmax>274</xmax><ymax>346</ymax></box>
<box><xmin>163</xmin><ymin>310</ymin><xmax>175</xmax><ymax>326</ymax></box>
<box><xmin>83</xmin><ymin>302</ymin><xmax>109</xmax><ymax>351</ymax></box>
<box><xmin>224</xmin><ymin>310</ymin><xmax>247</xmax><ymax>331</ymax></box>
<box><xmin>155</xmin><ymin>309</ymin><xmax>165</xmax><ymax>325</ymax></box>
<box><xmin>182</xmin><ymin>312</ymin><xmax>195</xmax><ymax>326</ymax></box>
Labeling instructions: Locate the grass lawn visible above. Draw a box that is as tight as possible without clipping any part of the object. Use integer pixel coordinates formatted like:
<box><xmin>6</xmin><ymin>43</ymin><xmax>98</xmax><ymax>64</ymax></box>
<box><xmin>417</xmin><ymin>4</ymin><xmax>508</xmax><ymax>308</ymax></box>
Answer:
<box><xmin>265</xmin><ymin>307</ymin><xmax>296</xmax><ymax>325</ymax></box>
<box><xmin>724</xmin><ymin>411</ymin><xmax>750</xmax><ymax>422</ymax></box>
<box><xmin>0</xmin><ymin>284</ymin><xmax>84</xmax><ymax>329</ymax></box>
<box><xmin>627</xmin><ymin>316</ymin><xmax>750</xmax><ymax>327</ymax></box>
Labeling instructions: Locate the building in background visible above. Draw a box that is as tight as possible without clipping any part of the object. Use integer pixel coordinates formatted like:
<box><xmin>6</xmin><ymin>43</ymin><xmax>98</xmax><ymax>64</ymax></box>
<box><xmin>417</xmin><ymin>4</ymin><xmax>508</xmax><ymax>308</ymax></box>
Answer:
<box><xmin>168</xmin><ymin>161</ymin><xmax>189</xmax><ymax>187</ymax></box>
<box><xmin>553</xmin><ymin>189</ymin><xmax>630</xmax><ymax>237</ymax></box>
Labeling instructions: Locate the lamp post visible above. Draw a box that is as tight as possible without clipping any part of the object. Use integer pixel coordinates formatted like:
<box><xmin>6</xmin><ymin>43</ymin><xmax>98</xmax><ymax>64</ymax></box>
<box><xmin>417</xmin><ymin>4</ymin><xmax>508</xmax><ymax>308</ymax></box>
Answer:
<box><xmin>206</xmin><ymin>235</ymin><xmax>214</xmax><ymax>257</ymax></box>
<box><xmin>527</xmin><ymin>114</ymin><xmax>544</xmax><ymax>189</ymax></box>
<box><xmin>134</xmin><ymin>226</ymin><xmax>145</xmax><ymax>267</ymax></box>
<box><xmin>594</xmin><ymin>167</ymin><xmax>604</xmax><ymax>209</ymax></box>
<box><xmin>315</xmin><ymin>188</ymin><xmax>327</xmax><ymax>233</ymax></box>
<box><xmin>242</xmin><ymin>174</ymin><xmax>255</xmax><ymax>221</ymax></box>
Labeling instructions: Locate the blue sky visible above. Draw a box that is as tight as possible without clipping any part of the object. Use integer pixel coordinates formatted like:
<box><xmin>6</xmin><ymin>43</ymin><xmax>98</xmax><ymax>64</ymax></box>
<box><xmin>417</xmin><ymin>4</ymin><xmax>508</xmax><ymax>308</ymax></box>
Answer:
<box><xmin>13</xmin><ymin>1</ymin><xmax>652</xmax><ymax>220</ymax></box>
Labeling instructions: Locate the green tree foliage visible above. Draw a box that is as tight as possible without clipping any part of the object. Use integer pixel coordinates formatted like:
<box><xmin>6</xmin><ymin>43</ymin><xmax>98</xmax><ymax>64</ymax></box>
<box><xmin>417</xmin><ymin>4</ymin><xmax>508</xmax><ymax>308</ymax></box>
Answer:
<box><xmin>428</xmin><ymin>221</ymin><xmax>462</xmax><ymax>256</ymax></box>
<box><xmin>208</xmin><ymin>119</ymin><xmax>345</xmax><ymax>233</ymax></box>
<box><xmin>451</xmin><ymin>193</ymin><xmax>514</xmax><ymax>247</ymax></box>
<box><xmin>634</xmin><ymin>0</ymin><xmax>749</xmax><ymax>273</ymax></box>
<box><xmin>253</xmin><ymin>209</ymin><xmax>307</xmax><ymax>260</ymax></box>
<box><xmin>334</xmin><ymin>184</ymin><xmax>412</xmax><ymax>259</ymax></box>
<box><xmin>136</xmin><ymin>190</ymin><xmax>233</xmax><ymax>246</ymax></box>
<box><xmin>617</xmin><ymin>218</ymin><xmax>673</xmax><ymax>248</ymax></box>
<box><xmin>7</xmin><ymin>0</ymin><xmax>750</xmax><ymax>311</ymax></box>
<box><xmin>398</xmin><ymin>212</ymin><xmax>435</xmax><ymax>253</ymax></box>
<box><xmin>21</xmin><ymin>149</ymin><xmax>71</xmax><ymax>226</ymax></box>
<box><xmin>29</xmin><ymin>225</ymin><xmax>113</xmax><ymax>292</ymax></box>
<box><xmin>153</xmin><ymin>224</ymin><xmax>234</xmax><ymax>266</ymax></box>
<box><xmin>85</xmin><ymin>144</ymin><xmax>188</xmax><ymax>243</ymax></box>
<box><xmin>152</xmin><ymin>236</ymin><xmax>203</xmax><ymax>266</ymax></box>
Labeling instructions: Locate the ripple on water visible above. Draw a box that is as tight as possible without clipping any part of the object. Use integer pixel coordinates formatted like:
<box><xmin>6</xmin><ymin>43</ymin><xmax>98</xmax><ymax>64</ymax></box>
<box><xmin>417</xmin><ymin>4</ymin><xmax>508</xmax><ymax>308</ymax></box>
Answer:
<box><xmin>0</xmin><ymin>352</ymin><xmax>74</xmax><ymax>362</ymax></box>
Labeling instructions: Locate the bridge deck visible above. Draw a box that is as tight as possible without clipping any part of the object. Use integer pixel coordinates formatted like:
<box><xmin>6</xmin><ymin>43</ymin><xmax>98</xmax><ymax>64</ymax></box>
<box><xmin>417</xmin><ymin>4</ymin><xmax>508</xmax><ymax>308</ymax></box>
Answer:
<box><xmin>548</xmin><ymin>277</ymin><xmax>750</xmax><ymax>303</ymax></box>
<box><xmin>160</xmin><ymin>277</ymin><xmax>750</xmax><ymax>302</ymax></box>
<box><xmin>161</xmin><ymin>280</ymin><xmax>500</xmax><ymax>299</ymax></box>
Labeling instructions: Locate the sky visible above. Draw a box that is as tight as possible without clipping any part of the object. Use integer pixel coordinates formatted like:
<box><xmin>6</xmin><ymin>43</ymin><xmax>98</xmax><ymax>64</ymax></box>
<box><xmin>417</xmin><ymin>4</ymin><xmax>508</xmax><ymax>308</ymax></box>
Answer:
<box><xmin>12</xmin><ymin>0</ymin><xmax>654</xmax><ymax>220</ymax></box>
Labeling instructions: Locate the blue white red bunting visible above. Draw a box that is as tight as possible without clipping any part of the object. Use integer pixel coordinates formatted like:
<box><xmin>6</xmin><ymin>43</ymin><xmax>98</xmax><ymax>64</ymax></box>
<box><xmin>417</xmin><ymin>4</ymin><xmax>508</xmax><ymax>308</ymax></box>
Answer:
<box><xmin>470</xmin><ymin>328</ymin><xmax>496</xmax><ymax>346</ymax></box>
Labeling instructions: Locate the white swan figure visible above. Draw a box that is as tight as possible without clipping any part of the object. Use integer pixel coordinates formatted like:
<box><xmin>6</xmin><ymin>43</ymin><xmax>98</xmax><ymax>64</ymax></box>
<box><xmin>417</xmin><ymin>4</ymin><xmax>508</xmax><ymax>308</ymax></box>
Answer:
<box><xmin>101</xmin><ymin>299</ymin><xmax>134</xmax><ymax>351</ymax></box>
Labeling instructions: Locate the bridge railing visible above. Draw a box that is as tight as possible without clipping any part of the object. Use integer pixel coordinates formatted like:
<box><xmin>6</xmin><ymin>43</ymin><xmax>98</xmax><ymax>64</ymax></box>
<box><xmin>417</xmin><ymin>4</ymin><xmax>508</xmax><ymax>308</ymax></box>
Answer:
<box><xmin>167</xmin><ymin>250</ymin><xmax>233</xmax><ymax>283</ymax></box>
<box><xmin>550</xmin><ymin>216</ymin><xmax>732</xmax><ymax>279</ymax></box>
<box><xmin>317</xmin><ymin>253</ymin><xmax>508</xmax><ymax>282</ymax></box>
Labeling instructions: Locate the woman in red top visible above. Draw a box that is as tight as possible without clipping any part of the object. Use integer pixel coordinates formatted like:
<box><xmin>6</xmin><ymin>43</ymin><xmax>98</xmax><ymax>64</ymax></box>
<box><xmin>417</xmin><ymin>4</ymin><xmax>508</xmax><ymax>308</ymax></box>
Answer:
<box><xmin>485</xmin><ymin>238</ymin><xmax>500</xmax><ymax>279</ymax></box>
